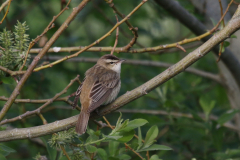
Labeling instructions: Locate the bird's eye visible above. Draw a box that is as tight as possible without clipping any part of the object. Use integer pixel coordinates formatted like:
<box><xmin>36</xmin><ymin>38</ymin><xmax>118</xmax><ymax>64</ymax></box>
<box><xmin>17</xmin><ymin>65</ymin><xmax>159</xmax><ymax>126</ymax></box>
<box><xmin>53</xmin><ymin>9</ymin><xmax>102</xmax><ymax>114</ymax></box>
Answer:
<box><xmin>110</xmin><ymin>62</ymin><xmax>114</xmax><ymax>64</ymax></box>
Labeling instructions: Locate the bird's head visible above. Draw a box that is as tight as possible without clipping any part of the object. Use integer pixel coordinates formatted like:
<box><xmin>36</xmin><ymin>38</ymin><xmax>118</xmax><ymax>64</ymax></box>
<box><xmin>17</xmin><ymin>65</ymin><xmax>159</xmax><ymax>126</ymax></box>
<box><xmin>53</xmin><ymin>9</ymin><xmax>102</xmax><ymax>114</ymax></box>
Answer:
<box><xmin>97</xmin><ymin>54</ymin><xmax>125</xmax><ymax>73</ymax></box>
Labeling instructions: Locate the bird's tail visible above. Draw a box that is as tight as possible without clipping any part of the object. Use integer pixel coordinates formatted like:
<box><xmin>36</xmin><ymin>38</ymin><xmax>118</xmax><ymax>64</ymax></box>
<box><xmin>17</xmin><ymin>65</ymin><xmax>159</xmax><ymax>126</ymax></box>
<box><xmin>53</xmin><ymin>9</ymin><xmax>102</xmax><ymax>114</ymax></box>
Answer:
<box><xmin>75</xmin><ymin>111</ymin><xmax>90</xmax><ymax>135</ymax></box>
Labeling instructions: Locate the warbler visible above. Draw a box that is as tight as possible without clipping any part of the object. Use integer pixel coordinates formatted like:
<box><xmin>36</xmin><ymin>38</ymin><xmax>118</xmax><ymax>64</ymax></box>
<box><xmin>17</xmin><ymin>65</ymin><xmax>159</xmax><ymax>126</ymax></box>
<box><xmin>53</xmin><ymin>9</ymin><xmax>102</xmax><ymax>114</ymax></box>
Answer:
<box><xmin>73</xmin><ymin>54</ymin><xmax>125</xmax><ymax>135</ymax></box>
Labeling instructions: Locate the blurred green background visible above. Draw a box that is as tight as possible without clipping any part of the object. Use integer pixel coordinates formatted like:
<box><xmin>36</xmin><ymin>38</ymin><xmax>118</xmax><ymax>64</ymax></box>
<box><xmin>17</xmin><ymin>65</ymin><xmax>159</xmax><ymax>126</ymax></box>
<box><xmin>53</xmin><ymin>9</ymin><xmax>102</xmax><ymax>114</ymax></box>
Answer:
<box><xmin>1</xmin><ymin>0</ymin><xmax>239</xmax><ymax>159</ymax></box>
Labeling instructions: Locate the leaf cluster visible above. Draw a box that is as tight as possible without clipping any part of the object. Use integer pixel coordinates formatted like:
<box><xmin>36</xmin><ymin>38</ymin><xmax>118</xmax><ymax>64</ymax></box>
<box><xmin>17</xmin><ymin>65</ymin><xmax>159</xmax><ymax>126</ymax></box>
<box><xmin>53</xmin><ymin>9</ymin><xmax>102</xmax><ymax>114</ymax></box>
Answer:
<box><xmin>45</xmin><ymin>113</ymin><xmax>171</xmax><ymax>160</ymax></box>
<box><xmin>0</xmin><ymin>21</ymin><xmax>30</xmax><ymax>76</ymax></box>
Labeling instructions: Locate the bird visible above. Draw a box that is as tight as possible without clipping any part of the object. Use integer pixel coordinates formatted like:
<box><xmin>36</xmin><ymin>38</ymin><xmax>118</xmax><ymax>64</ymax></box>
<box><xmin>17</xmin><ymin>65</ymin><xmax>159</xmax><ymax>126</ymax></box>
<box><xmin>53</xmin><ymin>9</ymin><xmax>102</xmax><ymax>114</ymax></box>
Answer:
<box><xmin>72</xmin><ymin>54</ymin><xmax>125</xmax><ymax>135</ymax></box>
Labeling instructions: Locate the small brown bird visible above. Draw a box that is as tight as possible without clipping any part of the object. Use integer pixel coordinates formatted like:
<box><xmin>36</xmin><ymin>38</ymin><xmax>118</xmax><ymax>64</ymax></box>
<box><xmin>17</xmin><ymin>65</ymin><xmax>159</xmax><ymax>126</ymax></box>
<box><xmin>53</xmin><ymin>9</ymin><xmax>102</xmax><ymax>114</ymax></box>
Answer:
<box><xmin>73</xmin><ymin>54</ymin><xmax>125</xmax><ymax>135</ymax></box>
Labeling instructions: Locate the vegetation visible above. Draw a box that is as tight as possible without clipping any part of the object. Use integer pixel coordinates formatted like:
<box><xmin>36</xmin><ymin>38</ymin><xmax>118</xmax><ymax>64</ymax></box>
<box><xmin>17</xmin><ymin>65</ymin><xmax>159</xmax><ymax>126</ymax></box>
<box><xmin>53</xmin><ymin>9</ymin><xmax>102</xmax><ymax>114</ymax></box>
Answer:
<box><xmin>1</xmin><ymin>0</ymin><xmax>240</xmax><ymax>159</ymax></box>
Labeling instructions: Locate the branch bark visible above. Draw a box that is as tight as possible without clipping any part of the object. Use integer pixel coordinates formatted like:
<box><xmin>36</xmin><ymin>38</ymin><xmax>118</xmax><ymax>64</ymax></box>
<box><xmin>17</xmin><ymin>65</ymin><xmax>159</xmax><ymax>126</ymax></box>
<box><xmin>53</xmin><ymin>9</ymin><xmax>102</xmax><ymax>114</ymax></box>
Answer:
<box><xmin>154</xmin><ymin>0</ymin><xmax>240</xmax><ymax>87</ymax></box>
<box><xmin>1</xmin><ymin>5</ymin><xmax>240</xmax><ymax>142</ymax></box>
<box><xmin>0</xmin><ymin>0</ymin><xmax>91</xmax><ymax>121</ymax></box>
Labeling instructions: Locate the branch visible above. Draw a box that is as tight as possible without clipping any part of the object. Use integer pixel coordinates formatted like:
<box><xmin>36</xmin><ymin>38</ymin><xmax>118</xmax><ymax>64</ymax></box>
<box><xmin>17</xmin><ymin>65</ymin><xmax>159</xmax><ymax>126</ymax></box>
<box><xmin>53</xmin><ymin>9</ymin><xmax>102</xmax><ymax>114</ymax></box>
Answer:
<box><xmin>0</xmin><ymin>0</ymin><xmax>11</xmax><ymax>24</ymax></box>
<box><xmin>0</xmin><ymin>65</ymin><xmax>14</xmax><ymax>75</ymax></box>
<box><xmin>93</xmin><ymin>3</ymin><xmax>144</xmax><ymax>48</ymax></box>
<box><xmin>0</xmin><ymin>76</ymin><xmax>80</xmax><ymax>125</ymax></box>
<box><xmin>39</xmin><ymin>56</ymin><xmax>223</xmax><ymax>84</ymax></box>
<box><xmin>154</xmin><ymin>0</ymin><xmax>240</xmax><ymax>87</ymax></box>
<box><xmin>28</xmin><ymin>42</ymin><xmax>202</xmax><ymax>55</ymax></box>
<box><xmin>110</xmin><ymin>15</ymin><xmax>119</xmax><ymax>55</ymax></box>
<box><xmin>31</xmin><ymin>0</ymin><xmax>148</xmax><ymax>73</ymax></box>
<box><xmin>1</xmin><ymin>5</ymin><xmax>240</xmax><ymax>142</ymax></box>
<box><xmin>105</xmin><ymin>0</ymin><xmax>139</xmax><ymax>51</ymax></box>
<box><xmin>18</xmin><ymin>0</ymin><xmax>72</xmax><ymax>71</ymax></box>
<box><xmin>0</xmin><ymin>0</ymin><xmax>10</xmax><ymax>13</ymax></box>
<box><xmin>0</xmin><ymin>0</ymin><xmax>90</xmax><ymax>121</ymax></box>
<box><xmin>102</xmin><ymin>116</ymin><xmax>144</xmax><ymax>160</ymax></box>
<box><xmin>119</xmin><ymin>109</ymin><xmax>238</xmax><ymax>131</ymax></box>
<box><xmin>0</xmin><ymin>96</ymin><xmax>69</xmax><ymax>104</ymax></box>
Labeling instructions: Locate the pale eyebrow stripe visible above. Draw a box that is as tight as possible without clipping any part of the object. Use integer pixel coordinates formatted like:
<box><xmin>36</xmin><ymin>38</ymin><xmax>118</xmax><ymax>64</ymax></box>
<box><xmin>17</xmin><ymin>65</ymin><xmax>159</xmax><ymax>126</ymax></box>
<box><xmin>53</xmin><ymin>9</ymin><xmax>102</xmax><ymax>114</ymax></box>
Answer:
<box><xmin>105</xmin><ymin>59</ymin><xmax>118</xmax><ymax>63</ymax></box>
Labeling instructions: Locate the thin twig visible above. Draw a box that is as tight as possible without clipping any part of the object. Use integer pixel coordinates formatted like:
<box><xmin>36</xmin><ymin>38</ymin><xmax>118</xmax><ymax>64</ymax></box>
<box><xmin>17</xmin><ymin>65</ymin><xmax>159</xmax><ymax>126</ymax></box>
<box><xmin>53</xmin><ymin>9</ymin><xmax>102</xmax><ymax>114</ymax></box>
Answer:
<box><xmin>93</xmin><ymin>3</ymin><xmax>144</xmax><ymax>48</ymax></box>
<box><xmin>210</xmin><ymin>0</ymin><xmax>234</xmax><ymax>33</ymax></box>
<box><xmin>32</xmin><ymin>0</ymin><xmax>148</xmax><ymax>72</ymax></box>
<box><xmin>0</xmin><ymin>65</ymin><xmax>14</xmax><ymax>75</ymax></box>
<box><xmin>29</xmin><ymin>42</ymin><xmax>201</xmax><ymax>54</ymax></box>
<box><xmin>37</xmin><ymin>113</ymin><xmax>48</xmax><ymax>125</ymax></box>
<box><xmin>0</xmin><ymin>0</ymin><xmax>90</xmax><ymax>122</ymax></box>
<box><xmin>1</xmin><ymin>5</ymin><xmax>240</xmax><ymax>142</ymax></box>
<box><xmin>105</xmin><ymin>0</ymin><xmax>139</xmax><ymax>50</ymax></box>
<box><xmin>0</xmin><ymin>96</ymin><xmax>69</xmax><ymax>104</ymax></box>
<box><xmin>119</xmin><ymin>109</ymin><xmax>237</xmax><ymax>131</ymax></box>
<box><xmin>102</xmin><ymin>116</ymin><xmax>144</xmax><ymax>160</ymax></box>
<box><xmin>18</xmin><ymin>0</ymin><xmax>72</xmax><ymax>71</ymax></box>
<box><xmin>60</xmin><ymin>145</ymin><xmax>71</xmax><ymax>160</ymax></box>
<box><xmin>0</xmin><ymin>0</ymin><xmax>10</xmax><ymax>12</ymax></box>
<box><xmin>176</xmin><ymin>43</ymin><xmax>186</xmax><ymax>52</ymax></box>
<box><xmin>24</xmin><ymin>31</ymin><xmax>210</xmax><ymax>74</ymax></box>
<box><xmin>0</xmin><ymin>0</ymin><xmax>11</xmax><ymax>24</ymax></box>
<box><xmin>38</xmin><ymin>56</ymin><xmax>223</xmax><ymax>84</ymax></box>
<box><xmin>0</xmin><ymin>76</ymin><xmax>80</xmax><ymax>125</ymax></box>
<box><xmin>217</xmin><ymin>0</ymin><xmax>226</xmax><ymax>62</ymax></box>
<box><xmin>110</xmin><ymin>15</ymin><xmax>119</xmax><ymax>55</ymax></box>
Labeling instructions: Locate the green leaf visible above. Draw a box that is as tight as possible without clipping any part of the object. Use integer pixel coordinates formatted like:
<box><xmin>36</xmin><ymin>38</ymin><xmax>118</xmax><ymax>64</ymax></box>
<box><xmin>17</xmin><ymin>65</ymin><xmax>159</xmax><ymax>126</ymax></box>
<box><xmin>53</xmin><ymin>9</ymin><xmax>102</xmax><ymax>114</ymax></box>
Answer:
<box><xmin>116</xmin><ymin>130</ymin><xmax>135</xmax><ymax>143</ymax></box>
<box><xmin>115</xmin><ymin>119</ymin><xmax>129</xmax><ymax>132</ymax></box>
<box><xmin>217</xmin><ymin>109</ymin><xmax>240</xmax><ymax>125</ymax></box>
<box><xmin>0</xmin><ymin>144</ymin><xmax>15</xmax><ymax>156</ymax></box>
<box><xmin>86</xmin><ymin>145</ymin><xmax>97</xmax><ymax>153</ymax></box>
<box><xmin>1</xmin><ymin>77</ymin><xmax>15</xmax><ymax>84</ymax></box>
<box><xmin>119</xmin><ymin>119</ymin><xmax>148</xmax><ymax>132</ymax></box>
<box><xmin>150</xmin><ymin>155</ymin><xmax>162</xmax><ymax>160</ymax></box>
<box><xmin>113</xmin><ymin>112</ymin><xmax>129</xmax><ymax>132</ymax></box>
<box><xmin>116</xmin><ymin>112</ymin><xmax>123</xmax><ymax>128</ymax></box>
<box><xmin>119</xmin><ymin>154</ymin><xmax>131</xmax><ymax>160</ymax></box>
<box><xmin>97</xmin><ymin>148</ymin><xmax>108</xmax><ymax>160</ymax></box>
<box><xmin>223</xmin><ymin>41</ymin><xmax>230</xmax><ymax>48</ymax></box>
<box><xmin>210</xmin><ymin>18</ymin><xmax>217</xmax><ymax>26</ymax></box>
<box><xmin>40</xmin><ymin>138</ymin><xmax>57</xmax><ymax>160</ymax></box>
<box><xmin>142</xmin><ymin>125</ymin><xmax>158</xmax><ymax>149</ymax></box>
<box><xmin>0</xmin><ymin>154</ymin><xmax>7</xmax><ymax>160</ymax></box>
<box><xmin>231</xmin><ymin>35</ymin><xmax>237</xmax><ymax>38</ymax></box>
<box><xmin>137</xmin><ymin>127</ymin><xmax>143</xmax><ymax>150</ymax></box>
<box><xmin>86</xmin><ymin>128</ymin><xmax>95</xmax><ymax>136</ymax></box>
<box><xmin>138</xmin><ymin>144</ymin><xmax>172</xmax><ymax>152</ymax></box>
<box><xmin>109</xmin><ymin>141</ymin><xmax>120</xmax><ymax>157</ymax></box>
<box><xmin>86</xmin><ymin>134</ymin><xmax>100</xmax><ymax>145</ymax></box>
<box><xmin>199</xmin><ymin>96</ymin><xmax>215</xmax><ymax>119</ymax></box>
<box><xmin>105</xmin><ymin>135</ymin><xmax>123</xmax><ymax>140</ymax></box>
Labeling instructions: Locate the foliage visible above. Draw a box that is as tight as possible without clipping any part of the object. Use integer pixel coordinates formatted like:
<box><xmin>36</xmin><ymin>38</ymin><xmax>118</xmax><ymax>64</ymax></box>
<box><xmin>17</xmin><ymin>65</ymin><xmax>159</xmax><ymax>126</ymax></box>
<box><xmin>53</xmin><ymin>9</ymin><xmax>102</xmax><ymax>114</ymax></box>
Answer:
<box><xmin>46</xmin><ymin>113</ymin><xmax>171</xmax><ymax>160</ymax></box>
<box><xmin>0</xmin><ymin>21</ymin><xmax>30</xmax><ymax>76</ymax></box>
<box><xmin>0</xmin><ymin>144</ymin><xmax>15</xmax><ymax>160</ymax></box>
<box><xmin>0</xmin><ymin>0</ymin><xmax>240</xmax><ymax>160</ymax></box>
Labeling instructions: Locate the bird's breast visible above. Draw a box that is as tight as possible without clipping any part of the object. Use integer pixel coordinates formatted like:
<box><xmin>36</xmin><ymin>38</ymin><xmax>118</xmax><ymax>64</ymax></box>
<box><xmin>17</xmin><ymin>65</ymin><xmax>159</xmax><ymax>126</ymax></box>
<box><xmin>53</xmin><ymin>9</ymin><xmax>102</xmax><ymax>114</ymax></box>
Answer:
<box><xmin>104</xmin><ymin>81</ymin><xmax>121</xmax><ymax>105</ymax></box>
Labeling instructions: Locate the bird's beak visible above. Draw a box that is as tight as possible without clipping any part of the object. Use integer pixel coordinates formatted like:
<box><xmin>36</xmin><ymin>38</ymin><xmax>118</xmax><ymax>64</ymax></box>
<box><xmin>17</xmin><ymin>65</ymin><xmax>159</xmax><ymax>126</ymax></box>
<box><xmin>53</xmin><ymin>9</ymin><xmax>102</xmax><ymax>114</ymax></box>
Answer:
<box><xmin>119</xmin><ymin>59</ymin><xmax>126</xmax><ymax>63</ymax></box>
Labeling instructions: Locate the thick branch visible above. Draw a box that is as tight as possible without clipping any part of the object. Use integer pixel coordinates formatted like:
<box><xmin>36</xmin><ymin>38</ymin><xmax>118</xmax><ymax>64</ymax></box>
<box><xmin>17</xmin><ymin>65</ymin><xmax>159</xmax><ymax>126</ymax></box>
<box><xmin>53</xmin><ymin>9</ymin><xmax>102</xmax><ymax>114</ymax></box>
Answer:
<box><xmin>154</xmin><ymin>0</ymin><xmax>240</xmax><ymax>87</ymax></box>
<box><xmin>0</xmin><ymin>0</ymin><xmax>90</xmax><ymax>121</ymax></box>
<box><xmin>0</xmin><ymin>5</ymin><xmax>240</xmax><ymax>142</ymax></box>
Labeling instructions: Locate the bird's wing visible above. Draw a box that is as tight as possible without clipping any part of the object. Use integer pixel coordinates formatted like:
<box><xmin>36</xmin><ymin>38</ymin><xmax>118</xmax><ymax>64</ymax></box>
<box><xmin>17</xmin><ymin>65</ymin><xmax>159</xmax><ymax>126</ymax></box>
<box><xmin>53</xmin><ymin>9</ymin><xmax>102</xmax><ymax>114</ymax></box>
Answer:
<box><xmin>87</xmin><ymin>77</ymin><xmax>119</xmax><ymax>113</ymax></box>
<box><xmin>72</xmin><ymin>78</ymin><xmax>85</xmax><ymax>108</ymax></box>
